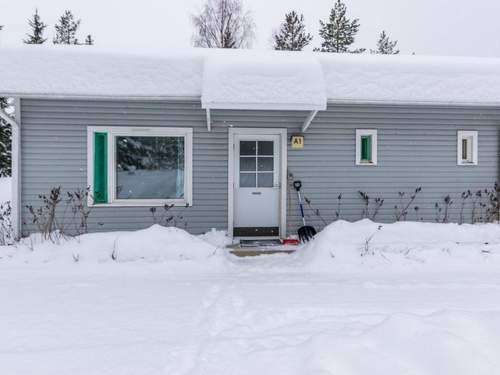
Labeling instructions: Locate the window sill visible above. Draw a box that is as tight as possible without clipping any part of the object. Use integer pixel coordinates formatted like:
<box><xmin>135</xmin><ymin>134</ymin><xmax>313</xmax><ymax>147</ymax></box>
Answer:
<box><xmin>356</xmin><ymin>161</ymin><xmax>377</xmax><ymax>166</ymax></box>
<box><xmin>90</xmin><ymin>199</ymin><xmax>191</xmax><ymax>208</ymax></box>
<box><xmin>457</xmin><ymin>161</ymin><xmax>477</xmax><ymax>166</ymax></box>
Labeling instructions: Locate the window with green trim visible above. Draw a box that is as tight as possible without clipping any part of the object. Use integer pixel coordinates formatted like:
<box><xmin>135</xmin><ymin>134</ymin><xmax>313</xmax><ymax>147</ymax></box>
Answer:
<box><xmin>356</xmin><ymin>129</ymin><xmax>377</xmax><ymax>166</ymax></box>
<box><xmin>93</xmin><ymin>132</ymin><xmax>108</xmax><ymax>203</ymax></box>
<box><xmin>360</xmin><ymin>135</ymin><xmax>372</xmax><ymax>162</ymax></box>
<box><xmin>88</xmin><ymin>127</ymin><xmax>193</xmax><ymax>206</ymax></box>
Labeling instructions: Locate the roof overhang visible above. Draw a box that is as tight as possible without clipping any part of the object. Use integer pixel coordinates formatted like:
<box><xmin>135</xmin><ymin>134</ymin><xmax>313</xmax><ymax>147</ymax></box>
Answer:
<box><xmin>202</xmin><ymin>102</ymin><xmax>326</xmax><ymax>111</ymax></box>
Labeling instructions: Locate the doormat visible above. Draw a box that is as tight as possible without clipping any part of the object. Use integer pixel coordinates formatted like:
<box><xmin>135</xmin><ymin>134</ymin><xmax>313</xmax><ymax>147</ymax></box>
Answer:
<box><xmin>239</xmin><ymin>239</ymin><xmax>282</xmax><ymax>248</ymax></box>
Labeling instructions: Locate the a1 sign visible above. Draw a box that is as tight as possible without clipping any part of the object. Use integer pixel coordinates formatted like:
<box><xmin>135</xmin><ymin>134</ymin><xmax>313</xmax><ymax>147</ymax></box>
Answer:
<box><xmin>291</xmin><ymin>134</ymin><xmax>304</xmax><ymax>149</ymax></box>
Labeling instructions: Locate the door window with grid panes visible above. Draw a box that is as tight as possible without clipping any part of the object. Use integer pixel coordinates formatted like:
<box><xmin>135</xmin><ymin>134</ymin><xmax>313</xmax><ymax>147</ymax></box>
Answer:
<box><xmin>239</xmin><ymin>141</ymin><xmax>274</xmax><ymax>188</ymax></box>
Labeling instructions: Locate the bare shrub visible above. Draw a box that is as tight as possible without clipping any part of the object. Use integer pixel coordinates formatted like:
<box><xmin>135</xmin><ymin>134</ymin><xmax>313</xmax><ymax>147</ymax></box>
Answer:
<box><xmin>459</xmin><ymin>190</ymin><xmax>472</xmax><ymax>224</ymax></box>
<box><xmin>394</xmin><ymin>187</ymin><xmax>422</xmax><ymax>221</ymax></box>
<box><xmin>66</xmin><ymin>187</ymin><xmax>93</xmax><ymax>235</ymax></box>
<box><xmin>149</xmin><ymin>204</ymin><xmax>189</xmax><ymax>229</ymax></box>
<box><xmin>359</xmin><ymin>191</ymin><xmax>384</xmax><ymax>220</ymax></box>
<box><xmin>485</xmin><ymin>183</ymin><xmax>500</xmax><ymax>223</ymax></box>
<box><xmin>304</xmin><ymin>196</ymin><xmax>328</xmax><ymax>225</ymax></box>
<box><xmin>335</xmin><ymin>193</ymin><xmax>342</xmax><ymax>220</ymax></box>
<box><xmin>26</xmin><ymin>187</ymin><xmax>63</xmax><ymax>241</ymax></box>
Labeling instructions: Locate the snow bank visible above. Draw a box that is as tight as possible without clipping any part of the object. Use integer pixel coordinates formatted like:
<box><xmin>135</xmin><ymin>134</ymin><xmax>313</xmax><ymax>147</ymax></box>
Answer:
<box><xmin>0</xmin><ymin>225</ymin><xmax>226</xmax><ymax>267</ymax></box>
<box><xmin>198</xmin><ymin>228</ymin><xmax>233</xmax><ymax>248</ymax></box>
<box><xmin>3</xmin><ymin>46</ymin><xmax>500</xmax><ymax>105</ymax></box>
<box><xmin>202</xmin><ymin>51</ymin><xmax>326</xmax><ymax>110</ymax></box>
<box><xmin>2</xmin><ymin>219</ymin><xmax>500</xmax><ymax>273</ymax></box>
<box><xmin>301</xmin><ymin>219</ymin><xmax>500</xmax><ymax>270</ymax></box>
<box><xmin>114</xmin><ymin>225</ymin><xmax>217</xmax><ymax>262</ymax></box>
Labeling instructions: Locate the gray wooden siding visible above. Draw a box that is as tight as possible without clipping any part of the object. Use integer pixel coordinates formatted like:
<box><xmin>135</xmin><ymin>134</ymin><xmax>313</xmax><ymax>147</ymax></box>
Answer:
<box><xmin>20</xmin><ymin>99</ymin><xmax>499</xmax><ymax>236</ymax></box>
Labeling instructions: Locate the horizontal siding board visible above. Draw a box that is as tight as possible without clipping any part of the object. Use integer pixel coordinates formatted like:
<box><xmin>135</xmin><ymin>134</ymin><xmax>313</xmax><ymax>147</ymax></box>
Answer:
<box><xmin>20</xmin><ymin>99</ymin><xmax>500</xmax><ymax>236</ymax></box>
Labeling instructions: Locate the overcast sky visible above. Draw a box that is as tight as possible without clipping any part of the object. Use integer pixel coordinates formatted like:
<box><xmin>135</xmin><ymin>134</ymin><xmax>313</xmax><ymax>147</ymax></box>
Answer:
<box><xmin>0</xmin><ymin>0</ymin><xmax>499</xmax><ymax>57</ymax></box>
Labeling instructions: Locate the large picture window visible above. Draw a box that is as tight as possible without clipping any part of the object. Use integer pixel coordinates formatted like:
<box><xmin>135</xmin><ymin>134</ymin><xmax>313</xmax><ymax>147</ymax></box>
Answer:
<box><xmin>87</xmin><ymin>127</ymin><xmax>193</xmax><ymax>206</ymax></box>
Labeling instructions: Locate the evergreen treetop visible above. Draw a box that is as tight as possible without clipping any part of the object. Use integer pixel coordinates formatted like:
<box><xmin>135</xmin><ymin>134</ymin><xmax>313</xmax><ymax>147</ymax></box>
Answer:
<box><xmin>316</xmin><ymin>0</ymin><xmax>361</xmax><ymax>53</ymax></box>
<box><xmin>53</xmin><ymin>10</ymin><xmax>81</xmax><ymax>45</ymax></box>
<box><xmin>85</xmin><ymin>34</ymin><xmax>94</xmax><ymax>46</ymax></box>
<box><xmin>24</xmin><ymin>9</ymin><xmax>47</xmax><ymax>44</ymax></box>
<box><xmin>273</xmin><ymin>11</ymin><xmax>313</xmax><ymax>51</ymax></box>
<box><xmin>371</xmin><ymin>30</ymin><xmax>399</xmax><ymax>54</ymax></box>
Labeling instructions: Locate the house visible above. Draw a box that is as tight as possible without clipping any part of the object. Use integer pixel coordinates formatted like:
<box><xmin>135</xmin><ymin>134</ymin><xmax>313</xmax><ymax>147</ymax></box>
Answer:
<box><xmin>0</xmin><ymin>47</ymin><xmax>499</xmax><ymax>239</ymax></box>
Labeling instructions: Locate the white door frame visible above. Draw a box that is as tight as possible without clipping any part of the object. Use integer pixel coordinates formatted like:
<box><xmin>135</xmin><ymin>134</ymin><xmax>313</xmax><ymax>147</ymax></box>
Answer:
<box><xmin>228</xmin><ymin>128</ymin><xmax>287</xmax><ymax>238</ymax></box>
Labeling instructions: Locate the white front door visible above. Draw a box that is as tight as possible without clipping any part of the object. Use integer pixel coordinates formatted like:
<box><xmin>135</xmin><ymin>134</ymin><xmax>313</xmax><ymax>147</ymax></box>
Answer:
<box><xmin>233</xmin><ymin>134</ymin><xmax>281</xmax><ymax>237</ymax></box>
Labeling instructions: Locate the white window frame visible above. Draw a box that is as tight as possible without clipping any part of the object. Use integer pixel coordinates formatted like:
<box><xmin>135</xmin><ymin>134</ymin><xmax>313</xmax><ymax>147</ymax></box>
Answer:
<box><xmin>457</xmin><ymin>130</ymin><xmax>478</xmax><ymax>166</ymax></box>
<box><xmin>87</xmin><ymin>126</ymin><xmax>193</xmax><ymax>207</ymax></box>
<box><xmin>356</xmin><ymin>129</ymin><xmax>378</xmax><ymax>166</ymax></box>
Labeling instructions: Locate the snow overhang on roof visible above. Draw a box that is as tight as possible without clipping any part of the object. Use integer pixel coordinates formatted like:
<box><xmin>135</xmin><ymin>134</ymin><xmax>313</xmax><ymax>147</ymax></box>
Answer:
<box><xmin>319</xmin><ymin>54</ymin><xmax>500</xmax><ymax>105</ymax></box>
<box><xmin>0</xmin><ymin>47</ymin><xmax>204</xmax><ymax>99</ymax></box>
<box><xmin>2</xmin><ymin>46</ymin><xmax>500</xmax><ymax>108</ymax></box>
<box><xmin>201</xmin><ymin>52</ymin><xmax>327</xmax><ymax>111</ymax></box>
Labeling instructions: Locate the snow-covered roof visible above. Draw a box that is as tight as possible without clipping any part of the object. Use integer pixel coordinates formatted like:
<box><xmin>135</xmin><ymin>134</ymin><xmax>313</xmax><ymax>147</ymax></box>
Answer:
<box><xmin>320</xmin><ymin>54</ymin><xmax>500</xmax><ymax>105</ymax></box>
<box><xmin>0</xmin><ymin>47</ymin><xmax>203</xmax><ymax>99</ymax></box>
<box><xmin>202</xmin><ymin>53</ymin><xmax>326</xmax><ymax>110</ymax></box>
<box><xmin>2</xmin><ymin>46</ymin><xmax>500</xmax><ymax>107</ymax></box>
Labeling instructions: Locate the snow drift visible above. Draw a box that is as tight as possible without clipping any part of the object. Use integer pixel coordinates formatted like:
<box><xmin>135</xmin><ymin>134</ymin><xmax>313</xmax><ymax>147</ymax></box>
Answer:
<box><xmin>114</xmin><ymin>225</ymin><xmax>217</xmax><ymax>262</ymax></box>
<box><xmin>0</xmin><ymin>225</ymin><xmax>225</xmax><ymax>266</ymax></box>
<box><xmin>301</xmin><ymin>219</ymin><xmax>500</xmax><ymax>270</ymax></box>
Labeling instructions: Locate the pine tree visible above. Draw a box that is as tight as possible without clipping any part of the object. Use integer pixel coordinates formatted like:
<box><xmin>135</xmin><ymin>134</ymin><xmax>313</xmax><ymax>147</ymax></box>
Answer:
<box><xmin>85</xmin><ymin>34</ymin><xmax>94</xmax><ymax>45</ymax></box>
<box><xmin>316</xmin><ymin>0</ymin><xmax>362</xmax><ymax>53</ymax></box>
<box><xmin>24</xmin><ymin>9</ymin><xmax>47</xmax><ymax>44</ymax></box>
<box><xmin>371</xmin><ymin>30</ymin><xmax>399</xmax><ymax>54</ymax></box>
<box><xmin>273</xmin><ymin>11</ymin><xmax>313</xmax><ymax>51</ymax></box>
<box><xmin>53</xmin><ymin>10</ymin><xmax>81</xmax><ymax>45</ymax></box>
<box><xmin>0</xmin><ymin>99</ymin><xmax>12</xmax><ymax>177</ymax></box>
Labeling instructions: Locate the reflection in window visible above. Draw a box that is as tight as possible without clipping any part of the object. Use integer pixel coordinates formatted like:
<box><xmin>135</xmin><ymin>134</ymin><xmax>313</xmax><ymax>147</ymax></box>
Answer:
<box><xmin>116</xmin><ymin>136</ymin><xmax>184</xmax><ymax>199</ymax></box>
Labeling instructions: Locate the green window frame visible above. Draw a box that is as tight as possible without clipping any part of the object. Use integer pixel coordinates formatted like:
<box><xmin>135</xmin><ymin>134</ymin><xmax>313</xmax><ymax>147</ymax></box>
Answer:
<box><xmin>93</xmin><ymin>132</ymin><xmax>108</xmax><ymax>204</ymax></box>
<box><xmin>88</xmin><ymin>126</ymin><xmax>194</xmax><ymax>207</ymax></box>
<box><xmin>356</xmin><ymin>129</ymin><xmax>377</xmax><ymax>166</ymax></box>
<box><xmin>360</xmin><ymin>135</ymin><xmax>372</xmax><ymax>162</ymax></box>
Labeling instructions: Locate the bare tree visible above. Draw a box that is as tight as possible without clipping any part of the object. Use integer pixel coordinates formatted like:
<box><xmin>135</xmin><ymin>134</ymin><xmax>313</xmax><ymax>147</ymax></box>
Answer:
<box><xmin>192</xmin><ymin>0</ymin><xmax>255</xmax><ymax>48</ymax></box>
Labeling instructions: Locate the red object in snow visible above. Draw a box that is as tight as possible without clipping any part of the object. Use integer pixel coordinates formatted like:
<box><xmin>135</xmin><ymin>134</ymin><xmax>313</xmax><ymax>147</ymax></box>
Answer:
<box><xmin>282</xmin><ymin>238</ymin><xmax>300</xmax><ymax>246</ymax></box>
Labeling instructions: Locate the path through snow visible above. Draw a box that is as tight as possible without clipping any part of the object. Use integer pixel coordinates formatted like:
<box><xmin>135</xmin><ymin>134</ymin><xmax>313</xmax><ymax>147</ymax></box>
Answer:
<box><xmin>1</xmin><ymin>263</ymin><xmax>500</xmax><ymax>374</ymax></box>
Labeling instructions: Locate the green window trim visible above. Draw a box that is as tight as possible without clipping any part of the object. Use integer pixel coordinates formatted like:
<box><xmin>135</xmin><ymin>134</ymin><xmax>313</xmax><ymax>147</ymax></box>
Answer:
<box><xmin>93</xmin><ymin>132</ymin><xmax>108</xmax><ymax>204</ymax></box>
<box><xmin>360</xmin><ymin>135</ymin><xmax>372</xmax><ymax>162</ymax></box>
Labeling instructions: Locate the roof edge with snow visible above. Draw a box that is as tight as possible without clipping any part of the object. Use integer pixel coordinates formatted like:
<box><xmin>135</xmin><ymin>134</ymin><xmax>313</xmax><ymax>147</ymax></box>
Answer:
<box><xmin>2</xmin><ymin>46</ymin><xmax>500</xmax><ymax>107</ymax></box>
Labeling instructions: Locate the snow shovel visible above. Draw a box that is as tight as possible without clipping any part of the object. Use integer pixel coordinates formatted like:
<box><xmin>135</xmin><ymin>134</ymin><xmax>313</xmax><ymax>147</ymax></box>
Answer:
<box><xmin>293</xmin><ymin>180</ymin><xmax>317</xmax><ymax>243</ymax></box>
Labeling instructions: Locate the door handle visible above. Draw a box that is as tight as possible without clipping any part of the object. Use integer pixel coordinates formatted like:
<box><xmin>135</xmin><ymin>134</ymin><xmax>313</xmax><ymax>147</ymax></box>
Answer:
<box><xmin>252</xmin><ymin>192</ymin><xmax>262</xmax><ymax>195</ymax></box>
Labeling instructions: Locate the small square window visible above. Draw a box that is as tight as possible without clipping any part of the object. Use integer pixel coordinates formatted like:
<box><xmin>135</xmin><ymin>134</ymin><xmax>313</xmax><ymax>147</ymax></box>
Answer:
<box><xmin>356</xmin><ymin>129</ymin><xmax>377</xmax><ymax>166</ymax></box>
<box><xmin>457</xmin><ymin>131</ymin><xmax>478</xmax><ymax>165</ymax></box>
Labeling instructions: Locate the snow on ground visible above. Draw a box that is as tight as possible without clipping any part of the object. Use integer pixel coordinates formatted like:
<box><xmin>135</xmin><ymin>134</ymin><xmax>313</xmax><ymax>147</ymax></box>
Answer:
<box><xmin>1</xmin><ymin>220</ymin><xmax>500</xmax><ymax>374</ymax></box>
